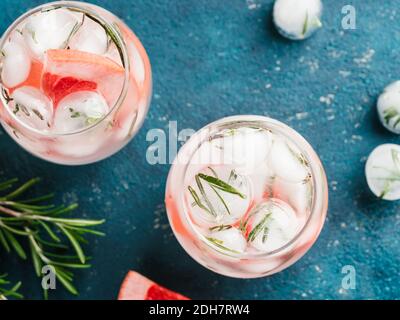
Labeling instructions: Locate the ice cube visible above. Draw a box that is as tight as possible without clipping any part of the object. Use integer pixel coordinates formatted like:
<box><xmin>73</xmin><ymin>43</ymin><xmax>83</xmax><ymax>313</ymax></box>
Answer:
<box><xmin>377</xmin><ymin>81</ymin><xmax>400</xmax><ymax>134</ymax></box>
<box><xmin>268</xmin><ymin>137</ymin><xmax>310</xmax><ymax>183</ymax></box>
<box><xmin>22</xmin><ymin>8</ymin><xmax>83</xmax><ymax>59</ymax></box>
<box><xmin>207</xmin><ymin>227</ymin><xmax>247</xmax><ymax>253</ymax></box>
<box><xmin>69</xmin><ymin>16</ymin><xmax>108</xmax><ymax>55</ymax></box>
<box><xmin>218</xmin><ymin>127</ymin><xmax>273</xmax><ymax>175</ymax></box>
<box><xmin>245</xmin><ymin>198</ymin><xmax>299</xmax><ymax>252</ymax></box>
<box><xmin>1</xmin><ymin>41</ymin><xmax>31</xmax><ymax>88</ymax></box>
<box><xmin>365</xmin><ymin>144</ymin><xmax>400</xmax><ymax>201</ymax></box>
<box><xmin>10</xmin><ymin>86</ymin><xmax>53</xmax><ymax>131</ymax></box>
<box><xmin>53</xmin><ymin>91</ymin><xmax>109</xmax><ymax>133</ymax></box>
<box><xmin>272</xmin><ymin>176</ymin><xmax>313</xmax><ymax>216</ymax></box>
<box><xmin>273</xmin><ymin>0</ymin><xmax>323</xmax><ymax>40</ymax></box>
<box><xmin>186</xmin><ymin>165</ymin><xmax>251</xmax><ymax>227</ymax></box>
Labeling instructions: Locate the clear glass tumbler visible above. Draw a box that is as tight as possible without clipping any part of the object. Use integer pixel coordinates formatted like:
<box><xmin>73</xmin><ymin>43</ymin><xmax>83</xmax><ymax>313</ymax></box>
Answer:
<box><xmin>0</xmin><ymin>1</ymin><xmax>152</xmax><ymax>165</ymax></box>
<box><xmin>165</xmin><ymin>115</ymin><xmax>328</xmax><ymax>278</ymax></box>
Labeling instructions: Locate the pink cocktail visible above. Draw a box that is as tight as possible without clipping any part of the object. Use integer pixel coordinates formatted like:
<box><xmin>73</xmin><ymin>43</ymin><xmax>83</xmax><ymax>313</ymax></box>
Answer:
<box><xmin>166</xmin><ymin>115</ymin><xmax>328</xmax><ymax>278</ymax></box>
<box><xmin>0</xmin><ymin>1</ymin><xmax>151</xmax><ymax>165</ymax></box>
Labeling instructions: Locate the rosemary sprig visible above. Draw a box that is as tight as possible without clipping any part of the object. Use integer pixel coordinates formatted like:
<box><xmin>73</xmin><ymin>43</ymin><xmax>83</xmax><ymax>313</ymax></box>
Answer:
<box><xmin>0</xmin><ymin>274</ymin><xmax>23</xmax><ymax>300</ymax></box>
<box><xmin>247</xmin><ymin>213</ymin><xmax>272</xmax><ymax>243</ymax></box>
<box><xmin>0</xmin><ymin>178</ymin><xmax>105</xmax><ymax>297</ymax></box>
<box><xmin>205</xmin><ymin>237</ymin><xmax>240</xmax><ymax>254</ymax></box>
<box><xmin>209</xmin><ymin>225</ymin><xmax>232</xmax><ymax>232</ymax></box>
<box><xmin>198</xmin><ymin>174</ymin><xmax>246</xmax><ymax>199</ymax></box>
<box><xmin>188</xmin><ymin>170</ymin><xmax>247</xmax><ymax>219</ymax></box>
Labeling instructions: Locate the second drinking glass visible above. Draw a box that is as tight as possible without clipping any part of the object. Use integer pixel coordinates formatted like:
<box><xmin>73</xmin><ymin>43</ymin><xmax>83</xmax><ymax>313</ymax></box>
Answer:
<box><xmin>0</xmin><ymin>1</ymin><xmax>152</xmax><ymax>165</ymax></box>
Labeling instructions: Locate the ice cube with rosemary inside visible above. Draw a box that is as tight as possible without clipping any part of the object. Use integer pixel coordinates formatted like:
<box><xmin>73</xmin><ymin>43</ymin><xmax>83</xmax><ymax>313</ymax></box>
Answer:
<box><xmin>22</xmin><ymin>8</ymin><xmax>83</xmax><ymax>59</ymax></box>
<box><xmin>365</xmin><ymin>144</ymin><xmax>400</xmax><ymax>201</ymax></box>
<box><xmin>207</xmin><ymin>226</ymin><xmax>247</xmax><ymax>254</ymax></box>
<box><xmin>243</xmin><ymin>198</ymin><xmax>300</xmax><ymax>253</ymax></box>
<box><xmin>186</xmin><ymin>165</ymin><xmax>251</xmax><ymax>228</ymax></box>
<box><xmin>377</xmin><ymin>81</ymin><xmax>400</xmax><ymax>134</ymax></box>
<box><xmin>53</xmin><ymin>91</ymin><xmax>109</xmax><ymax>133</ymax></box>
<box><xmin>273</xmin><ymin>0</ymin><xmax>323</xmax><ymax>40</ymax></box>
<box><xmin>10</xmin><ymin>86</ymin><xmax>53</xmax><ymax>131</ymax></box>
<box><xmin>68</xmin><ymin>15</ymin><xmax>108</xmax><ymax>55</ymax></box>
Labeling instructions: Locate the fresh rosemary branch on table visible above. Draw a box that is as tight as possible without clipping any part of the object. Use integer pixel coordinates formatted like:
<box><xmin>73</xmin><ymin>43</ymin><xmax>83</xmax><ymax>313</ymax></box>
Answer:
<box><xmin>0</xmin><ymin>274</ymin><xmax>22</xmax><ymax>300</ymax></box>
<box><xmin>0</xmin><ymin>178</ymin><xmax>105</xmax><ymax>298</ymax></box>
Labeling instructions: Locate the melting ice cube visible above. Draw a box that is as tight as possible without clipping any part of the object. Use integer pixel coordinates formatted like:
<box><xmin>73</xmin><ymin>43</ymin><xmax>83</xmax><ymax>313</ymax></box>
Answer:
<box><xmin>216</xmin><ymin>127</ymin><xmax>273</xmax><ymax>175</ymax></box>
<box><xmin>22</xmin><ymin>8</ymin><xmax>83</xmax><ymax>59</ymax></box>
<box><xmin>268</xmin><ymin>137</ymin><xmax>310</xmax><ymax>183</ymax></box>
<box><xmin>1</xmin><ymin>41</ymin><xmax>31</xmax><ymax>88</ymax></box>
<box><xmin>272</xmin><ymin>176</ymin><xmax>313</xmax><ymax>216</ymax></box>
<box><xmin>208</xmin><ymin>227</ymin><xmax>247</xmax><ymax>253</ymax></box>
<box><xmin>53</xmin><ymin>91</ymin><xmax>109</xmax><ymax>133</ymax></box>
<box><xmin>245</xmin><ymin>198</ymin><xmax>299</xmax><ymax>252</ymax></box>
<box><xmin>11</xmin><ymin>86</ymin><xmax>53</xmax><ymax>131</ymax></box>
<box><xmin>186</xmin><ymin>165</ymin><xmax>251</xmax><ymax>228</ymax></box>
<box><xmin>69</xmin><ymin>16</ymin><xmax>108</xmax><ymax>55</ymax></box>
<box><xmin>365</xmin><ymin>144</ymin><xmax>400</xmax><ymax>201</ymax></box>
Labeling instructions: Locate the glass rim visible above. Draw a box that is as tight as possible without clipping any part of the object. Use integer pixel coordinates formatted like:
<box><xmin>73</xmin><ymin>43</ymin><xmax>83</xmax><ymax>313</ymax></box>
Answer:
<box><xmin>0</xmin><ymin>1</ymin><xmax>131</xmax><ymax>137</ymax></box>
<box><xmin>170</xmin><ymin>114</ymin><xmax>328</xmax><ymax>259</ymax></box>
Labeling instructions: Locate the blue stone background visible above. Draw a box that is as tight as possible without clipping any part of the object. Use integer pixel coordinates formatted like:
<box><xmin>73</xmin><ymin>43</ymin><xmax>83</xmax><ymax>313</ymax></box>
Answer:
<box><xmin>0</xmin><ymin>0</ymin><xmax>399</xmax><ymax>300</ymax></box>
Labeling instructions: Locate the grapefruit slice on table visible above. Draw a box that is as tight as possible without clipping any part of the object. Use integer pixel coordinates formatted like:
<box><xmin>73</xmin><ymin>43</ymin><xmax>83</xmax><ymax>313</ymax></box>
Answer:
<box><xmin>43</xmin><ymin>49</ymin><xmax>128</xmax><ymax>107</ymax></box>
<box><xmin>118</xmin><ymin>271</ymin><xmax>190</xmax><ymax>300</ymax></box>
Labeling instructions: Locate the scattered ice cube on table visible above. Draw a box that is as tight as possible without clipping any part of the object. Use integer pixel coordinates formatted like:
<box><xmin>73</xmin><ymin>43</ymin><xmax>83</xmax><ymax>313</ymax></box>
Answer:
<box><xmin>377</xmin><ymin>81</ymin><xmax>400</xmax><ymax>134</ymax></box>
<box><xmin>208</xmin><ymin>227</ymin><xmax>247</xmax><ymax>253</ymax></box>
<box><xmin>69</xmin><ymin>16</ymin><xmax>108</xmax><ymax>55</ymax></box>
<box><xmin>11</xmin><ymin>86</ymin><xmax>53</xmax><ymax>131</ymax></box>
<box><xmin>1</xmin><ymin>41</ymin><xmax>31</xmax><ymax>88</ymax></box>
<box><xmin>268</xmin><ymin>137</ymin><xmax>310</xmax><ymax>183</ymax></box>
<box><xmin>365</xmin><ymin>144</ymin><xmax>400</xmax><ymax>201</ymax></box>
<box><xmin>273</xmin><ymin>0</ymin><xmax>323</xmax><ymax>40</ymax></box>
<box><xmin>245</xmin><ymin>198</ymin><xmax>299</xmax><ymax>252</ymax></box>
<box><xmin>186</xmin><ymin>165</ymin><xmax>251</xmax><ymax>228</ymax></box>
<box><xmin>53</xmin><ymin>91</ymin><xmax>109</xmax><ymax>133</ymax></box>
<box><xmin>22</xmin><ymin>8</ymin><xmax>83</xmax><ymax>59</ymax></box>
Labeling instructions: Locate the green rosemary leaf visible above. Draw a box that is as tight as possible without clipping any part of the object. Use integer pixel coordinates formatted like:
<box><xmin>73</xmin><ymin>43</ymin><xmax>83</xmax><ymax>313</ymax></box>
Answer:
<box><xmin>57</xmin><ymin>224</ymin><xmax>85</xmax><ymax>264</ymax></box>
<box><xmin>206</xmin><ymin>237</ymin><xmax>240</xmax><ymax>254</ymax></box>
<box><xmin>30</xmin><ymin>241</ymin><xmax>42</xmax><ymax>277</ymax></box>
<box><xmin>209</xmin><ymin>225</ymin><xmax>232</xmax><ymax>232</ymax></box>
<box><xmin>0</xmin><ymin>178</ymin><xmax>18</xmax><ymax>192</ymax></box>
<box><xmin>302</xmin><ymin>12</ymin><xmax>309</xmax><ymax>37</ymax></box>
<box><xmin>208</xmin><ymin>167</ymin><xmax>219</xmax><ymax>178</ymax></box>
<box><xmin>2</xmin><ymin>178</ymin><xmax>41</xmax><ymax>200</ymax></box>
<box><xmin>38</xmin><ymin>221</ymin><xmax>61</xmax><ymax>243</ymax></box>
<box><xmin>3</xmin><ymin>229</ymin><xmax>27</xmax><ymax>260</ymax></box>
<box><xmin>248</xmin><ymin>213</ymin><xmax>272</xmax><ymax>243</ymax></box>
<box><xmin>55</xmin><ymin>271</ymin><xmax>78</xmax><ymax>296</ymax></box>
<box><xmin>383</xmin><ymin>107</ymin><xmax>398</xmax><ymax>125</ymax></box>
<box><xmin>198</xmin><ymin>174</ymin><xmax>246</xmax><ymax>199</ymax></box>
<box><xmin>195</xmin><ymin>175</ymin><xmax>217</xmax><ymax>217</ymax></box>
<box><xmin>209</xmin><ymin>185</ymin><xmax>231</xmax><ymax>215</ymax></box>
<box><xmin>0</xmin><ymin>229</ymin><xmax>10</xmax><ymax>252</ymax></box>
<box><xmin>391</xmin><ymin>149</ymin><xmax>400</xmax><ymax>171</ymax></box>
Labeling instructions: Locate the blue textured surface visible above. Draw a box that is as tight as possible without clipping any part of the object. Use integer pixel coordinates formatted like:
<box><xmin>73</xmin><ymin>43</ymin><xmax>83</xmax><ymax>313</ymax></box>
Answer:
<box><xmin>0</xmin><ymin>0</ymin><xmax>399</xmax><ymax>300</ymax></box>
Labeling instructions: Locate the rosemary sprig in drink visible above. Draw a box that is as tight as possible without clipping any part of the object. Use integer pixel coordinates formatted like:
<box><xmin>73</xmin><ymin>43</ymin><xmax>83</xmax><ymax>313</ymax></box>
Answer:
<box><xmin>205</xmin><ymin>237</ymin><xmax>240</xmax><ymax>254</ymax></box>
<box><xmin>0</xmin><ymin>178</ymin><xmax>105</xmax><ymax>298</ymax></box>
<box><xmin>247</xmin><ymin>212</ymin><xmax>272</xmax><ymax>243</ymax></box>
<box><xmin>188</xmin><ymin>170</ymin><xmax>246</xmax><ymax>219</ymax></box>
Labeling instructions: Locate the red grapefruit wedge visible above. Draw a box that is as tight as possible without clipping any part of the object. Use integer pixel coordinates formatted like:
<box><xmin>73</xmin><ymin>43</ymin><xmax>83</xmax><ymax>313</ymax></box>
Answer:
<box><xmin>43</xmin><ymin>49</ymin><xmax>126</xmax><ymax>107</ymax></box>
<box><xmin>118</xmin><ymin>271</ymin><xmax>190</xmax><ymax>300</ymax></box>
